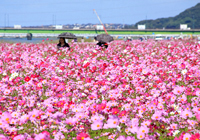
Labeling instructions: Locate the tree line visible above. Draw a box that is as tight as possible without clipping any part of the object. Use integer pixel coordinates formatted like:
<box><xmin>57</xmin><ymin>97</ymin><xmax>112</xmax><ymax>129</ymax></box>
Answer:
<box><xmin>124</xmin><ymin>3</ymin><xmax>200</xmax><ymax>29</ymax></box>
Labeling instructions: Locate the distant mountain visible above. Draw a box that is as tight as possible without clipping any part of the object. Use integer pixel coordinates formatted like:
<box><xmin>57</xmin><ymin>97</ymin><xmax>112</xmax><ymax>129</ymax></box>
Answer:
<box><xmin>124</xmin><ymin>3</ymin><xmax>200</xmax><ymax>29</ymax></box>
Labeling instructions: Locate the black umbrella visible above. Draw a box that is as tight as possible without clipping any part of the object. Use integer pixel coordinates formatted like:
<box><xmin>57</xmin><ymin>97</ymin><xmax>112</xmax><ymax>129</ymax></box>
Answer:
<box><xmin>95</xmin><ymin>34</ymin><xmax>114</xmax><ymax>43</ymax></box>
<box><xmin>58</xmin><ymin>32</ymin><xmax>77</xmax><ymax>39</ymax></box>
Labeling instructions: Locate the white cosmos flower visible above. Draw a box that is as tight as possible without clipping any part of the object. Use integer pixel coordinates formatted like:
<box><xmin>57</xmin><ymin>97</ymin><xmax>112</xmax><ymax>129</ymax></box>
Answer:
<box><xmin>3</xmin><ymin>72</ymin><xmax>7</xmax><ymax>76</ymax></box>
<box><xmin>83</xmin><ymin>60</ymin><xmax>89</xmax><ymax>64</ymax></box>
<box><xmin>170</xmin><ymin>112</ymin><xmax>175</xmax><ymax>115</ymax></box>
<box><xmin>181</xmin><ymin>69</ymin><xmax>187</xmax><ymax>75</ymax></box>
<box><xmin>173</xmin><ymin>130</ymin><xmax>180</xmax><ymax>137</ymax></box>
<box><xmin>58</xmin><ymin>69</ymin><xmax>63</xmax><ymax>73</ymax></box>
<box><xmin>116</xmin><ymin>125</ymin><xmax>121</xmax><ymax>131</ymax></box>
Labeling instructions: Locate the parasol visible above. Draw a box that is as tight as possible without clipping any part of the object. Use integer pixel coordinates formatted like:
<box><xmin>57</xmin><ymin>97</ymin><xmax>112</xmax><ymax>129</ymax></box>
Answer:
<box><xmin>95</xmin><ymin>34</ymin><xmax>114</xmax><ymax>43</ymax></box>
<box><xmin>58</xmin><ymin>32</ymin><xmax>77</xmax><ymax>39</ymax></box>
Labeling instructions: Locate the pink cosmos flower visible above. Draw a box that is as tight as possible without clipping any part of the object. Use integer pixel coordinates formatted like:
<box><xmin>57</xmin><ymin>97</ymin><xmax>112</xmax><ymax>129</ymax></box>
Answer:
<box><xmin>172</xmin><ymin>86</ymin><xmax>185</xmax><ymax>95</ymax></box>
<box><xmin>148</xmin><ymin>105</ymin><xmax>156</xmax><ymax>111</ymax></box>
<box><xmin>170</xmin><ymin>95</ymin><xmax>176</xmax><ymax>102</ymax></box>
<box><xmin>195</xmin><ymin>89</ymin><xmax>200</xmax><ymax>97</ymax></box>
<box><xmin>157</xmin><ymin>103</ymin><xmax>164</xmax><ymax>110</ymax></box>
<box><xmin>119</xmin><ymin>116</ymin><xmax>127</xmax><ymax>124</ymax></box>
<box><xmin>56</xmin><ymin>85</ymin><xmax>65</xmax><ymax>92</ymax></box>
<box><xmin>187</xmin><ymin>120</ymin><xmax>197</xmax><ymax>127</ymax></box>
<box><xmin>180</xmin><ymin>110</ymin><xmax>193</xmax><ymax>119</ymax></box>
<box><xmin>179</xmin><ymin>95</ymin><xmax>187</xmax><ymax>103</ymax></box>
<box><xmin>27</xmin><ymin>138</ymin><xmax>35</xmax><ymax>140</ymax></box>
<box><xmin>108</xmin><ymin>134</ymin><xmax>116</xmax><ymax>140</ymax></box>
<box><xmin>0</xmin><ymin>119</ymin><xmax>5</xmax><ymax>128</ymax></box>
<box><xmin>183</xmin><ymin>133</ymin><xmax>191</xmax><ymax>140</ymax></box>
<box><xmin>29</xmin><ymin>109</ymin><xmax>40</xmax><ymax>121</ymax></box>
<box><xmin>91</xmin><ymin>114</ymin><xmax>101</xmax><ymax>122</ymax></box>
<box><xmin>4</xmin><ymin>89</ymin><xmax>11</xmax><ymax>95</ymax></box>
<box><xmin>137</xmin><ymin>132</ymin><xmax>145</xmax><ymax>139</ymax></box>
<box><xmin>126</xmin><ymin>136</ymin><xmax>136</xmax><ymax>140</ymax></box>
<box><xmin>1</xmin><ymin>112</ymin><xmax>12</xmax><ymax>124</ymax></box>
<box><xmin>11</xmin><ymin>111</ymin><xmax>20</xmax><ymax>118</ymax></box>
<box><xmin>196</xmin><ymin>113</ymin><xmax>200</xmax><ymax>122</ymax></box>
<box><xmin>138</xmin><ymin>109</ymin><xmax>145</xmax><ymax>115</ymax></box>
<box><xmin>106</xmin><ymin>117</ymin><xmax>119</xmax><ymax>128</ymax></box>
<box><xmin>139</xmin><ymin>126</ymin><xmax>149</xmax><ymax>134</ymax></box>
<box><xmin>34</xmin><ymin>133</ymin><xmax>51</xmax><ymax>140</ymax></box>
<box><xmin>0</xmin><ymin>134</ymin><xmax>8</xmax><ymax>140</ymax></box>
<box><xmin>84</xmin><ymin>138</ymin><xmax>93</xmax><ymax>140</ymax></box>
<box><xmin>123</xmin><ymin>104</ymin><xmax>131</xmax><ymax>111</ymax></box>
<box><xmin>0</xmin><ymin>68</ymin><xmax>3</xmax><ymax>74</ymax></box>
<box><xmin>170</xmin><ymin>123</ymin><xmax>178</xmax><ymax>130</ymax></box>
<box><xmin>116</xmin><ymin>135</ymin><xmax>126</xmax><ymax>140</ymax></box>
<box><xmin>13</xmin><ymin>134</ymin><xmax>26</xmax><ymax>140</ymax></box>
<box><xmin>151</xmin><ymin>111</ymin><xmax>162</xmax><ymax>120</ymax></box>
<box><xmin>19</xmin><ymin>100</ymin><xmax>26</xmax><ymax>106</ymax></box>
<box><xmin>65</xmin><ymin>117</ymin><xmax>77</xmax><ymax>125</ymax></box>
<box><xmin>131</xmin><ymin>118</ymin><xmax>139</xmax><ymax>127</ymax></box>
<box><xmin>91</xmin><ymin>121</ymin><xmax>103</xmax><ymax>130</ymax></box>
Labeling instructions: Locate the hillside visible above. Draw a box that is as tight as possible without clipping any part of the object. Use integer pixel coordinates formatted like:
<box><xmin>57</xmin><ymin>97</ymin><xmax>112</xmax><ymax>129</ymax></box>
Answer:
<box><xmin>125</xmin><ymin>3</ymin><xmax>200</xmax><ymax>29</ymax></box>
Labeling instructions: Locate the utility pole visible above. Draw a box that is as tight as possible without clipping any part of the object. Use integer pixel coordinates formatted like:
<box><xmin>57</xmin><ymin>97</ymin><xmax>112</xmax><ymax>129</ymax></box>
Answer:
<box><xmin>146</xmin><ymin>15</ymin><xmax>147</xmax><ymax>29</ymax></box>
<box><xmin>55</xmin><ymin>15</ymin><xmax>56</xmax><ymax>26</ymax></box>
<box><xmin>193</xmin><ymin>15</ymin><xmax>195</xmax><ymax>29</ymax></box>
<box><xmin>52</xmin><ymin>15</ymin><xmax>54</xmax><ymax>27</ymax></box>
<box><xmin>53</xmin><ymin>15</ymin><xmax>56</xmax><ymax>27</ymax></box>
<box><xmin>4</xmin><ymin>14</ymin><xmax>6</xmax><ymax>28</ymax></box>
<box><xmin>8</xmin><ymin>14</ymin><xmax>9</xmax><ymax>27</ymax></box>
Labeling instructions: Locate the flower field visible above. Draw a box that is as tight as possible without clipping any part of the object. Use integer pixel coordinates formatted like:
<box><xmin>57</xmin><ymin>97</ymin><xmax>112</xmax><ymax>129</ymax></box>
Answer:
<box><xmin>0</xmin><ymin>39</ymin><xmax>200</xmax><ymax>140</ymax></box>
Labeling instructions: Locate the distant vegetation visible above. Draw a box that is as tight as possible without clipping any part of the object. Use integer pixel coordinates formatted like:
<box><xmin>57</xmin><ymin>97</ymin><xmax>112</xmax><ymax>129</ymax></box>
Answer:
<box><xmin>124</xmin><ymin>3</ymin><xmax>200</xmax><ymax>29</ymax></box>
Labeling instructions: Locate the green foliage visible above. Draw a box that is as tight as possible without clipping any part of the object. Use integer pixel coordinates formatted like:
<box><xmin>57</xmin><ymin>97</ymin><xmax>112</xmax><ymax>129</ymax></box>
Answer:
<box><xmin>125</xmin><ymin>3</ymin><xmax>200</xmax><ymax>29</ymax></box>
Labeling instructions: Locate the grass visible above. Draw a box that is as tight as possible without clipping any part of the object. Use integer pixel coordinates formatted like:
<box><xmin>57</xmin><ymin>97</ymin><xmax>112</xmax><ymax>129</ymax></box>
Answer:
<box><xmin>1</xmin><ymin>29</ymin><xmax>200</xmax><ymax>35</ymax></box>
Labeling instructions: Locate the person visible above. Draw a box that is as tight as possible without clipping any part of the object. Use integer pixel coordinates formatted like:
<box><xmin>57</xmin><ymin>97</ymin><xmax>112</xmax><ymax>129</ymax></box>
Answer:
<box><xmin>123</xmin><ymin>36</ymin><xmax>127</xmax><ymax>42</ymax></box>
<box><xmin>96</xmin><ymin>42</ymin><xmax>108</xmax><ymax>49</ymax></box>
<box><xmin>81</xmin><ymin>37</ymin><xmax>84</xmax><ymax>43</ymax></box>
<box><xmin>94</xmin><ymin>37</ymin><xmax>108</xmax><ymax>49</ymax></box>
<box><xmin>127</xmin><ymin>37</ymin><xmax>132</xmax><ymax>41</ymax></box>
<box><xmin>139</xmin><ymin>36</ymin><xmax>143</xmax><ymax>41</ymax></box>
<box><xmin>57</xmin><ymin>37</ymin><xmax>70</xmax><ymax>50</ymax></box>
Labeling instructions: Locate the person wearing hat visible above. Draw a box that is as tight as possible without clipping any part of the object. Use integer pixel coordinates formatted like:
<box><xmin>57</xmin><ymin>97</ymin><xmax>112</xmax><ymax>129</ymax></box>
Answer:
<box><xmin>57</xmin><ymin>37</ymin><xmax>70</xmax><ymax>50</ymax></box>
